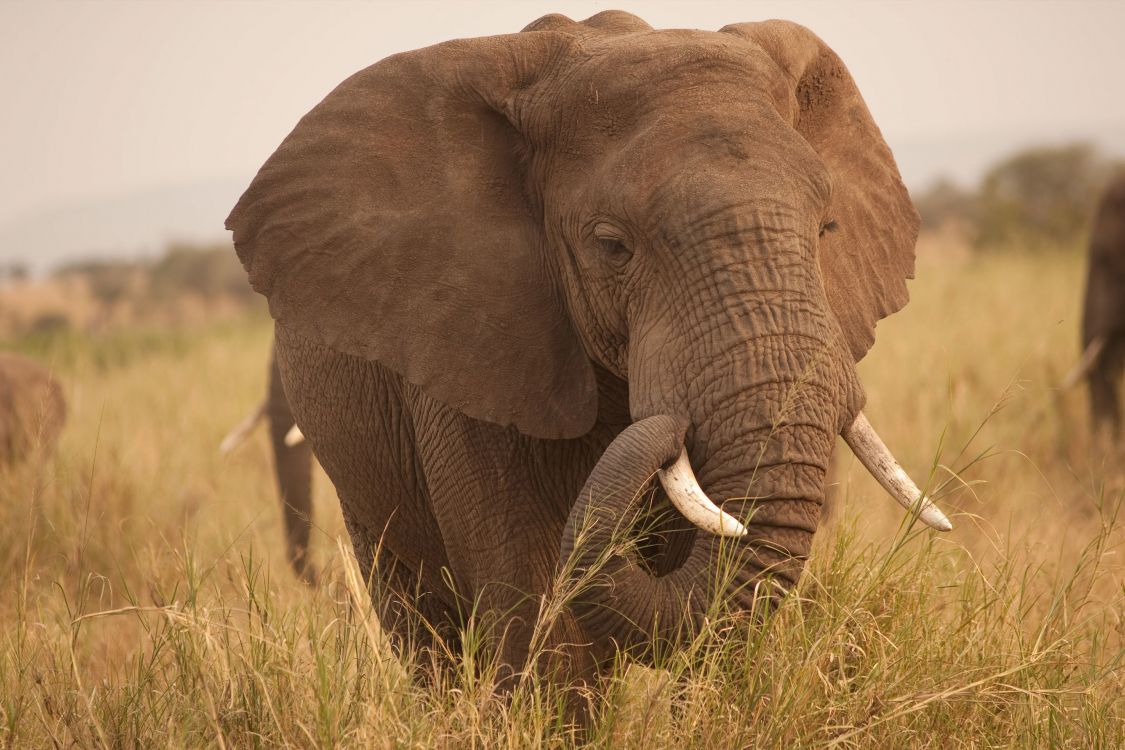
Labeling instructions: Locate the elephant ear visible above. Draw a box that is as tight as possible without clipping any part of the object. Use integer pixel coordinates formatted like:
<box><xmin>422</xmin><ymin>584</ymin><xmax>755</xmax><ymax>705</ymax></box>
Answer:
<box><xmin>721</xmin><ymin>20</ymin><xmax>919</xmax><ymax>361</ymax></box>
<box><xmin>227</xmin><ymin>33</ymin><xmax>598</xmax><ymax>439</ymax></box>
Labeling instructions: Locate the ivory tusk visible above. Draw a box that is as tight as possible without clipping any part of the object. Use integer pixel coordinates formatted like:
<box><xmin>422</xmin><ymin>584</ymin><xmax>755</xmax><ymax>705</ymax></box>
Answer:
<box><xmin>219</xmin><ymin>402</ymin><xmax>266</xmax><ymax>455</ymax></box>
<box><xmin>842</xmin><ymin>412</ymin><xmax>952</xmax><ymax>532</ymax></box>
<box><xmin>657</xmin><ymin>448</ymin><xmax>748</xmax><ymax>538</ymax></box>
<box><xmin>284</xmin><ymin>424</ymin><xmax>306</xmax><ymax>447</ymax></box>
<box><xmin>1060</xmin><ymin>336</ymin><xmax>1107</xmax><ymax>390</ymax></box>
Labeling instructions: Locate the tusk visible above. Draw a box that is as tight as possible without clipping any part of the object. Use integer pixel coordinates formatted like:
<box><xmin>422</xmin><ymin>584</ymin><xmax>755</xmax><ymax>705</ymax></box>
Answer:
<box><xmin>1060</xmin><ymin>336</ymin><xmax>1107</xmax><ymax>389</ymax></box>
<box><xmin>657</xmin><ymin>448</ymin><xmax>748</xmax><ymax>538</ymax></box>
<box><xmin>284</xmin><ymin>424</ymin><xmax>305</xmax><ymax>447</ymax></box>
<box><xmin>219</xmin><ymin>402</ymin><xmax>266</xmax><ymax>455</ymax></box>
<box><xmin>842</xmin><ymin>412</ymin><xmax>953</xmax><ymax>532</ymax></box>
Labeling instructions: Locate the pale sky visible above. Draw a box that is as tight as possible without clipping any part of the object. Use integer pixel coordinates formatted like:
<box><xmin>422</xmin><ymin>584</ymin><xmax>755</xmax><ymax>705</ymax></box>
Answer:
<box><xmin>2</xmin><ymin>0</ymin><xmax>1124</xmax><ymax>256</ymax></box>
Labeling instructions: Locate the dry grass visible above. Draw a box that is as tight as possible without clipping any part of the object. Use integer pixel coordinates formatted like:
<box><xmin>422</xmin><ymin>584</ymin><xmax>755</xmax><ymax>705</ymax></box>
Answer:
<box><xmin>1</xmin><ymin>236</ymin><xmax>1122</xmax><ymax>747</ymax></box>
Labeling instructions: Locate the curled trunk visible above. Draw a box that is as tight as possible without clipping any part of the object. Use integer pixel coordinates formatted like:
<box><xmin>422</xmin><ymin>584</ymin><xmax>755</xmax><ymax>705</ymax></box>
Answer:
<box><xmin>560</xmin><ymin>414</ymin><xmax>824</xmax><ymax>652</ymax></box>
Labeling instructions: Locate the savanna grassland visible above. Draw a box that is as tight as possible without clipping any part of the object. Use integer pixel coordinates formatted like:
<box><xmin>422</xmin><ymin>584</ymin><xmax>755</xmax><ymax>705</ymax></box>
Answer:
<box><xmin>1</xmin><ymin>236</ymin><xmax>1122</xmax><ymax>748</ymax></box>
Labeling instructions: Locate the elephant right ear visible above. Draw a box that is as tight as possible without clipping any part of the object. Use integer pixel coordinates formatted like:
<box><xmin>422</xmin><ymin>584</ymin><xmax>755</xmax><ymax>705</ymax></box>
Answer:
<box><xmin>228</xmin><ymin>33</ymin><xmax>598</xmax><ymax>440</ymax></box>
<box><xmin>721</xmin><ymin>21</ymin><xmax>919</xmax><ymax>362</ymax></box>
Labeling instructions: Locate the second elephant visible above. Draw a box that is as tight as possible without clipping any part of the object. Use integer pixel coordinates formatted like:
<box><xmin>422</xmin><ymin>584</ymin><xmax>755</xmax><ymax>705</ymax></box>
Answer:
<box><xmin>222</xmin><ymin>346</ymin><xmax>316</xmax><ymax>583</ymax></box>
<box><xmin>1069</xmin><ymin>173</ymin><xmax>1125</xmax><ymax>436</ymax></box>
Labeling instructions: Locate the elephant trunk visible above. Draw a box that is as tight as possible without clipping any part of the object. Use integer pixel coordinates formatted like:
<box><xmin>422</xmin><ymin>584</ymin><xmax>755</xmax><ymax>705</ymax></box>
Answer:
<box><xmin>267</xmin><ymin>348</ymin><xmax>317</xmax><ymax>584</ymax></box>
<box><xmin>561</xmin><ymin>413</ymin><xmax>835</xmax><ymax>653</ymax></box>
<box><xmin>559</xmin><ymin>414</ymin><xmax>699</xmax><ymax>648</ymax></box>
<box><xmin>560</xmin><ymin>317</ymin><xmax>848</xmax><ymax>650</ymax></box>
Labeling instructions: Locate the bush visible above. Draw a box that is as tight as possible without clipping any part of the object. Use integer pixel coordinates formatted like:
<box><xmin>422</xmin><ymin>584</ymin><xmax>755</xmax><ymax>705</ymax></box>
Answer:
<box><xmin>914</xmin><ymin>142</ymin><xmax>1125</xmax><ymax>253</ymax></box>
<box><xmin>53</xmin><ymin>259</ymin><xmax>138</xmax><ymax>305</ymax></box>
<box><xmin>913</xmin><ymin>178</ymin><xmax>978</xmax><ymax>234</ymax></box>
<box><xmin>148</xmin><ymin>242</ymin><xmax>256</xmax><ymax>302</ymax></box>
<box><xmin>973</xmin><ymin>143</ymin><xmax>1121</xmax><ymax>251</ymax></box>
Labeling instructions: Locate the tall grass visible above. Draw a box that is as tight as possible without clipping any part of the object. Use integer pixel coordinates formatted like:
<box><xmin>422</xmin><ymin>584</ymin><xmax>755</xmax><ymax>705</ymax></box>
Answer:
<box><xmin>1</xmin><ymin>241</ymin><xmax>1122</xmax><ymax>747</ymax></box>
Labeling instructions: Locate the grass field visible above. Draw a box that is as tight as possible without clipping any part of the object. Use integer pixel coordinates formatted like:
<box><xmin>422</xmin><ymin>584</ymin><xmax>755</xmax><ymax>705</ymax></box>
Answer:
<box><xmin>1</xmin><ymin>239</ymin><xmax>1122</xmax><ymax>747</ymax></box>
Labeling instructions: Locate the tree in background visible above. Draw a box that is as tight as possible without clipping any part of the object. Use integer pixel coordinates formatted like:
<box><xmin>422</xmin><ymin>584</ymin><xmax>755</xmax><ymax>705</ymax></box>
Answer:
<box><xmin>913</xmin><ymin>142</ymin><xmax>1125</xmax><ymax>252</ymax></box>
<box><xmin>975</xmin><ymin>143</ymin><xmax>1118</xmax><ymax>250</ymax></box>
<box><xmin>148</xmin><ymin>243</ymin><xmax>258</xmax><ymax>303</ymax></box>
<box><xmin>913</xmin><ymin>177</ymin><xmax>977</xmax><ymax>234</ymax></box>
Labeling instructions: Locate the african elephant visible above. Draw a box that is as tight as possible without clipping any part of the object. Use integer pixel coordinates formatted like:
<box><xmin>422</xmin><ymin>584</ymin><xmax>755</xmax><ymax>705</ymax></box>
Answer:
<box><xmin>227</xmin><ymin>11</ymin><xmax>951</xmax><ymax>682</ymax></box>
<box><xmin>1065</xmin><ymin>172</ymin><xmax>1125</xmax><ymax>437</ymax></box>
<box><xmin>221</xmin><ymin>345</ymin><xmax>316</xmax><ymax>582</ymax></box>
<box><xmin>0</xmin><ymin>352</ymin><xmax>65</xmax><ymax>466</ymax></box>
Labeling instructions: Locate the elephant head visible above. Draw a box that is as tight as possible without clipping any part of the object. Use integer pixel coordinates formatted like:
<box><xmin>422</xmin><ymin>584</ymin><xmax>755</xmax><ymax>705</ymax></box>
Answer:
<box><xmin>228</xmin><ymin>12</ymin><xmax>949</xmax><ymax>652</ymax></box>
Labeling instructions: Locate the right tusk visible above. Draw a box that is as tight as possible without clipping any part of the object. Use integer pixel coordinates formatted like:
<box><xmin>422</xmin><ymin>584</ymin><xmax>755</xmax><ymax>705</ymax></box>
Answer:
<box><xmin>219</xmin><ymin>402</ymin><xmax>266</xmax><ymax>455</ymax></box>
<box><xmin>284</xmin><ymin>424</ymin><xmax>306</xmax><ymax>447</ymax></box>
<box><xmin>1060</xmin><ymin>336</ymin><xmax>1107</xmax><ymax>389</ymax></box>
<box><xmin>658</xmin><ymin>448</ymin><xmax>748</xmax><ymax>538</ymax></box>
<box><xmin>842</xmin><ymin>411</ymin><xmax>953</xmax><ymax>532</ymax></box>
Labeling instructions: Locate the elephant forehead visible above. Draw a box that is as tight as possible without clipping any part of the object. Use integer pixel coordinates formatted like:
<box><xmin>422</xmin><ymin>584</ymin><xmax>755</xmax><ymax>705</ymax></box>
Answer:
<box><xmin>563</xmin><ymin>30</ymin><xmax>794</xmax><ymax>117</ymax></box>
<box><xmin>526</xmin><ymin>34</ymin><xmax>806</xmax><ymax>184</ymax></box>
<box><xmin>554</xmin><ymin>110</ymin><xmax>831</xmax><ymax>225</ymax></box>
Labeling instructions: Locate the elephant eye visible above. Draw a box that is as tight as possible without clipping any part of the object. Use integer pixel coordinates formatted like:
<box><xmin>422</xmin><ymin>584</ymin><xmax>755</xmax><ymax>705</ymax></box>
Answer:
<box><xmin>599</xmin><ymin>237</ymin><xmax>632</xmax><ymax>262</ymax></box>
<box><xmin>593</xmin><ymin>223</ymin><xmax>633</xmax><ymax>265</ymax></box>
<box><xmin>819</xmin><ymin>220</ymin><xmax>839</xmax><ymax>238</ymax></box>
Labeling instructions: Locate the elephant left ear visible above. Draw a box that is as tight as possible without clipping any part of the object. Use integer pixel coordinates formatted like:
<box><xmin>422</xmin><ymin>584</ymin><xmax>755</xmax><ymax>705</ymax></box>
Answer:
<box><xmin>721</xmin><ymin>20</ymin><xmax>919</xmax><ymax>361</ymax></box>
<box><xmin>226</xmin><ymin>32</ymin><xmax>598</xmax><ymax>440</ymax></box>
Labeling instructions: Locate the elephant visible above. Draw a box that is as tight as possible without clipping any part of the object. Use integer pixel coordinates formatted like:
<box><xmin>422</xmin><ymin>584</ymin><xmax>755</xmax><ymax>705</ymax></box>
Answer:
<box><xmin>220</xmin><ymin>345</ymin><xmax>317</xmax><ymax>583</ymax></box>
<box><xmin>0</xmin><ymin>352</ymin><xmax>65</xmax><ymax>466</ymax></box>
<box><xmin>1064</xmin><ymin>172</ymin><xmax>1125</xmax><ymax>437</ymax></box>
<box><xmin>226</xmin><ymin>11</ymin><xmax>952</xmax><ymax>685</ymax></box>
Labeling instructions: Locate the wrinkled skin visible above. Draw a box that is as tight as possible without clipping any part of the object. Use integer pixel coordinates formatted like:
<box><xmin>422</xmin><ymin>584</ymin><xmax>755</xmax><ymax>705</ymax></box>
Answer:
<box><xmin>0</xmin><ymin>352</ymin><xmax>65</xmax><ymax>466</ymax></box>
<box><xmin>1081</xmin><ymin>173</ymin><xmax>1125</xmax><ymax>437</ymax></box>
<box><xmin>265</xmin><ymin>346</ymin><xmax>317</xmax><ymax>583</ymax></box>
<box><xmin>228</xmin><ymin>12</ymin><xmax>920</xmax><ymax>681</ymax></box>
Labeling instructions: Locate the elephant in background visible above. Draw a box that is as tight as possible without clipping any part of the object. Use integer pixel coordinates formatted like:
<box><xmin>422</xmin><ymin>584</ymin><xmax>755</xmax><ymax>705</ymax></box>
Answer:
<box><xmin>227</xmin><ymin>11</ymin><xmax>951</xmax><ymax>684</ymax></box>
<box><xmin>221</xmin><ymin>345</ymin><xmax>316</xmax><ymax>583</ymax></box>
<box><xmin>0</xmin><ymin>352</ymin><xmax>65</xmax><ymax>467</ymax></box>
<box><xmin>1065</xmin><ymin>172</ymin><xmax>1125</xmax><ymax>437</ymax></box>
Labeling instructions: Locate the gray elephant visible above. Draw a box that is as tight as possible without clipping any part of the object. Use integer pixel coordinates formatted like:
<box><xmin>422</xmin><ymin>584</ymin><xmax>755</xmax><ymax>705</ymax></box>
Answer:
<box><xmin>1065</xmin><ymin>172</ymin><xmax>1125</xmax><ymax>437</ymax></box>
<box><xmin>221</xmin><ymin>345</ymin><xmax>316</xmax><ymax>583</ymax></box>
<box><xmin>0</xmin><ymin>352</ymin><xmax>65</xmax><ymax>466</ymax></box>
<box><xmin>226</xmin><ymin>11</ymin><xmax>951</xmax><ymax>683</ymax></box>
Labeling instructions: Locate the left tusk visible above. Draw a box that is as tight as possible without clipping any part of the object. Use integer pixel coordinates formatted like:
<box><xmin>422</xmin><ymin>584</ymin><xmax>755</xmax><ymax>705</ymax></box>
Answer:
<box><xmin>284</xmin><ymin>424</ymin><xmax>305</xmax><ymax>447</ymax></box>
<box><xmin>657</xmin><ymin>448</ymin><xmax>748</xmax><ymax>538</ymax></box>
<box><xmin>1060</xmin><ymin>336</ymin><xmax>1107</xmax><ymax>390</ymax></box>
<box><xmin>219</xmin><ymin>402</ymin><xmax>266</xmax><ymax>455</ymax></box>
<box><xmin>842</xmin><ymin>411</ymin><xmax>952</xmax><ymax>532</ymax></box>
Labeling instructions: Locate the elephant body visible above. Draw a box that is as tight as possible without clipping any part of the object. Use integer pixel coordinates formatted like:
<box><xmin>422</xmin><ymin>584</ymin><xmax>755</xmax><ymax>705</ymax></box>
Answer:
<box><xmin>230</xmin><ymin>12</ymin><xmax>941</xmax><ymax>682</ymax></box>
<box><xmin>0</xmin><ymin>352</ymin><xmax>65</xmax><ymax>466</ymax></box>
<box><xmin>276</xmin><ymin>326</ymin><xmax>634</xmax><ymax>670</ymax></box>
<box><xmin>1080</xmin><ymin>173</ymin><xmax>1125</xmax><ymax>436</ymax></box>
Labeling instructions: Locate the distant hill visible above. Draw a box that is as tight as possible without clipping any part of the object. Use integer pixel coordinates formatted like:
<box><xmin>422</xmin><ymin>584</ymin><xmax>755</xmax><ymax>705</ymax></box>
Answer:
<box><xmin>0</xmin><ymin>179</ymin><xmax>245</xmax><ymax>276</ymax></box>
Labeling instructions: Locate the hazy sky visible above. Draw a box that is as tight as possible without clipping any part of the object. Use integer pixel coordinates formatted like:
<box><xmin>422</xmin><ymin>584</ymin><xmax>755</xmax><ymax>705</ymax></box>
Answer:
<box><xmin>2</xmin><ymin>0</ymin><xmax>1125</xmax><ymax>233</ymax></box>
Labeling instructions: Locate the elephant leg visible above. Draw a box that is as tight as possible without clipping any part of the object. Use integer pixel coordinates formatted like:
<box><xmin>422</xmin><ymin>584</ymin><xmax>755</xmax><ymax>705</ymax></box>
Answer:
<box><xmin>407</xmin><ymin>391</ymin><xmax>594</xmax><ymax>687</ymax></box>
<box><xmin>1088</xmin><ymin>337</ymin><xmax>1124</xmax><ymax>439</ymax></box>
<box><xmin>273</xmin><ymin>326</ymin><xmax>464</xmax><ymax>659</ymax></box>
<box><xmin>266</xmin><ymin>348</ymin><xmax>317</xmax><ymax>583</ymax></box>
<box><xmin>362</xmin><ymin>544</ymin><xmax>463</xmax><ymax>672</ymax></box>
